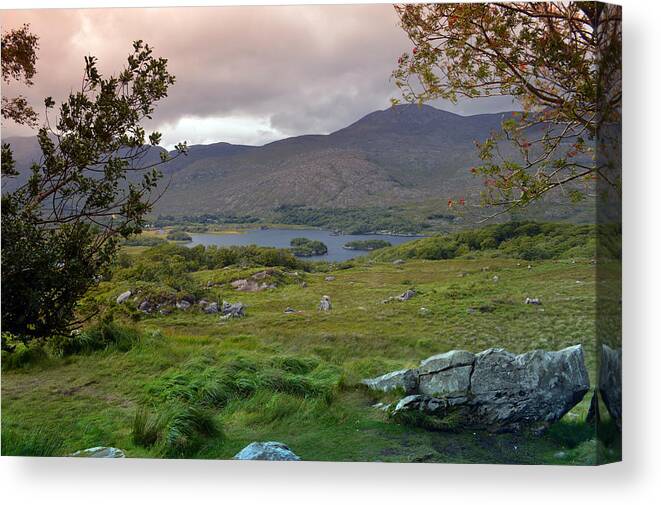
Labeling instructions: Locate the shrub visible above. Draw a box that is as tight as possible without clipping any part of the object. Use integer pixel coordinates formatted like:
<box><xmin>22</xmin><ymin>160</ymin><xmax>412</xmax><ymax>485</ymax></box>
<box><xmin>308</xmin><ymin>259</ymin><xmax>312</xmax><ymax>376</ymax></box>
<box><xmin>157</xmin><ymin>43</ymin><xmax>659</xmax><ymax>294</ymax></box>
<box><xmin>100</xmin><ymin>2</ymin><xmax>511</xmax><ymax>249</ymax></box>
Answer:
<box><xmin>1</xmin><ymin>334</ymin><xmax>49</xmax><ymax>370</ymax></box>
<box><xmin>370</xmin><ymin>221</ymin><xmax>597</xmax><ymax>262</ymax></box>
<box><xmin>131</xmin><ymin>408</ymin><xmax>164</xmax><ymax>448</ymax></box>
<box><xmin>50</xmin><ymin>321</ymin><xmax>140</xmax><ymax>356</ymax></box>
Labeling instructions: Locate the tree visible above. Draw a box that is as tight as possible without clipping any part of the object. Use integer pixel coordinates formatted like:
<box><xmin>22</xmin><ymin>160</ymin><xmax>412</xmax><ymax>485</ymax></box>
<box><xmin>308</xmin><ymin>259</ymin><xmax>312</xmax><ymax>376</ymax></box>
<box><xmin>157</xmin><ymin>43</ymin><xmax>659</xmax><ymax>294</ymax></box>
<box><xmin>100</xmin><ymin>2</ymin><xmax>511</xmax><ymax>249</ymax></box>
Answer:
<box><xmin>392</xmin><ymin>2</ymin><xmax>621</xmax><ymax>215</ymax></box>
<box><xmin>2</xmin><ymin>40</ymin><xmax>186</xmax><ymax>346</ymax></box>
<box><xmin>1</xmin><ymin>23</ymin><xmax>39</xmax><ymax>129</ymax></box>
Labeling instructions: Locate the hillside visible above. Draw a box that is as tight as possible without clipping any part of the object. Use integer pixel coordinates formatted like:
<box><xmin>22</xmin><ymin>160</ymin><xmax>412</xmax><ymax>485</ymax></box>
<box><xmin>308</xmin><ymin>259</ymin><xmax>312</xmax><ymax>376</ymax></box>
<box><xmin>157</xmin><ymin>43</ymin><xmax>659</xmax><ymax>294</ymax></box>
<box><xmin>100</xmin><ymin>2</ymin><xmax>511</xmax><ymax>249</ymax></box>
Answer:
<box><xmin>3</xmin><ymin>105</ymin><xmax>593</xmax><ymax>225</ymax></box>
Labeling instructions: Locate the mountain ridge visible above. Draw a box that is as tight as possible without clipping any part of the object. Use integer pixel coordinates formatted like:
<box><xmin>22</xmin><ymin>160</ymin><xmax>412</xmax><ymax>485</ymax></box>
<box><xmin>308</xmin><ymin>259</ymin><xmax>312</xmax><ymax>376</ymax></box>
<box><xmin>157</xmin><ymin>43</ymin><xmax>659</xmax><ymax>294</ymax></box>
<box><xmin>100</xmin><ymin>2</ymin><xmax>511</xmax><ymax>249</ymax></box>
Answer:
<box><xmin>2</xmin><ymin>105</ymin><xmax>552</xmax><ymax>220</ymax></box>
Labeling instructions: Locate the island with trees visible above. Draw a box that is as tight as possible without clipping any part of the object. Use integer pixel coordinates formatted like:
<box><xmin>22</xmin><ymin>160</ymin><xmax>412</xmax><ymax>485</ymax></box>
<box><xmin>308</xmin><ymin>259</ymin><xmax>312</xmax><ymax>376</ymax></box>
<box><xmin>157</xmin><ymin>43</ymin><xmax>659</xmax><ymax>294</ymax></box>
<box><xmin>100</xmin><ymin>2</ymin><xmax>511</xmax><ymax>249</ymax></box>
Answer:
<box><xmin>289</xmin><ymin>237</ymin><xmax>328</xmax><ymax>257</ymax></box>
<box><xmin>343</xmin><ymin>239</ymin><xmax>392</xmax><ymax>251</ymax></box>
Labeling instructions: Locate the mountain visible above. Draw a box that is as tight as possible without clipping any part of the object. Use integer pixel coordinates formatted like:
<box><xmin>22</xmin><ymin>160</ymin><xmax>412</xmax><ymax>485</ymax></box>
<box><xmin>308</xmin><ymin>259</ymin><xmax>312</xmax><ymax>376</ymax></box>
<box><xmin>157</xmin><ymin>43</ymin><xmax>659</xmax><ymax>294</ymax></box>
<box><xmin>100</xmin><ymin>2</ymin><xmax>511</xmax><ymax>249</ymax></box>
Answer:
<box><xmin>2</xmin><ymin>105</ymin><xmax>590</xmax><ymax>223</ymax></box>
<box><xmin>153</xmin><ymin>104</ymin><xmax>514</xmax><ymax>215</ymax></box>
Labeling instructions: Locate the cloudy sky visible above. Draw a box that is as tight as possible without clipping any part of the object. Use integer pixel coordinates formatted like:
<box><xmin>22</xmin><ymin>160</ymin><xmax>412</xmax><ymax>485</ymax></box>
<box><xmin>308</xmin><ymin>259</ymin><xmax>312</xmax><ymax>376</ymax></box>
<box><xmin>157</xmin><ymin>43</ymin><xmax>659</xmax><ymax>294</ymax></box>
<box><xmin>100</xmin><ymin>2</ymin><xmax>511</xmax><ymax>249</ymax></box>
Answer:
<box><xmin>2</xmin><ymin>4</ymin><xmax>514</xmax><ymax>148</ymax></box>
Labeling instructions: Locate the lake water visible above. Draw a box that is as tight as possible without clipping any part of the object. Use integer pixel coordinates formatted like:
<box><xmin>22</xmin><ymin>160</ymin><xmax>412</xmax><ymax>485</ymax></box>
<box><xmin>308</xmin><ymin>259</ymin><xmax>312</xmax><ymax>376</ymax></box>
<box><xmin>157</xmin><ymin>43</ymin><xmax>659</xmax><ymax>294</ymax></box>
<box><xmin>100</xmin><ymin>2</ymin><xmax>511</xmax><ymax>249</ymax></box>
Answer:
<box><xmin>187</xmin><ymin>228</ymin><xmax>421</xmax><ymax>262</ymax></box>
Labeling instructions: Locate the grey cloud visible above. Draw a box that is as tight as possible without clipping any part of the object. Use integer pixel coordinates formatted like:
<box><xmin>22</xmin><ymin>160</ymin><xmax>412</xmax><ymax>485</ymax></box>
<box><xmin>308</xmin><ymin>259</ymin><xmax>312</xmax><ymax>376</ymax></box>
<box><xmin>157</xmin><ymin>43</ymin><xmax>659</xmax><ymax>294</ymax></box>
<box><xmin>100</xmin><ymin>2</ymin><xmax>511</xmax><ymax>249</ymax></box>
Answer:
<box><xmin>2</xmin><ymin>5</ymin><xmax>515</xmax><ymax>145</ymax></box>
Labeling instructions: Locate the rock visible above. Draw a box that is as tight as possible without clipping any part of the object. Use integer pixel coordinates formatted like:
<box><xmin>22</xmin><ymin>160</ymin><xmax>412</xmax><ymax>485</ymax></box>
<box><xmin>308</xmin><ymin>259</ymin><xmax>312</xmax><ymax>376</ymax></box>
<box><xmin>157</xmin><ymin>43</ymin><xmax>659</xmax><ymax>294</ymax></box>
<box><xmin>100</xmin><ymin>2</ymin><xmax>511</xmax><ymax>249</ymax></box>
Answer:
<box><xmin>176</xmin><ymin>299</ymin><xmax>191</xmax><ymax>310</ymax></box>
<box><xmin>159</xmin><ymin>308</ymin><xmax>172</xmax><ymax>315</ymax></box>
<box><xmin>383</xmin><ymin>289</ymin><xmax>416</xmax><ymax>304</ymax></box>
<box><xmin>525</xmin><ymin>297</ymin><xmax>542</xmax><ymax>305</ymax></box>
<box><xmin>220</xmin><ymin>301</ymin><xmax>245</xmax><ymax>319</ymax></box>
<box><xmin>493</xmin><ymin>275</ymin><xmax>499</xmax><ymax>282</ymax></box>
<box><xmin>233</xmin><ymin>441</ymin><xmax>301</xmax><ymax>461</ymax></box>
<box><xmin>138</xmin><ymin>300</ymin><xmax>152</xmax><ymax>313</ymax></box>
<box><xmin>318</xmin><ymin>295</ymin><xmax>332</xmax><ymax>311</ymax></box>
<box><xmin>365</xmin><ymin>345</ymin><xmax>589</xmax><ymax>432</ymax></box>
<box><xmin>362</xmin><ymin>368</ymin><xmax>418</xmax><ymax>395</ymax></box>
<box><xmin>116</xmin><ymin>291</ymin><xmax>132</xmax><ymax>304</ymax></box>
<box><xmin>252</xmin><ymin>269</ymin><xmax>275</xmax><ymax>280</ymax></box>
<box><xmin>325</xmin><ymin>275</ymin><xmax>336</xmax><ymax>281</ymax></box>
<box><xmin>398</xmin><ymin>289</ymin><xmax>416</xmax><ymax>301</ymax></box>
<box><xmin>300</xmin><ymin>281</ymin><xmax>307</xmax><ymax>288</ymax></box>
<box><xmin>198</xmin><ymin>299</ymin><xmax>209</xmax><ymax>309</ymax></box>
<box><xmin>284</xmin><ymin>307</ymin><xmax>297</xmax><ymax>314</ymax></box>
<box><xmin>204</xmin><ymin>302</ymin><xmax>219</xmax><ymax>314</ymax></box>
<box><xmin>419</xmin><ymin>307</ymin><xmax>431</xmax><ymax>316</ymax></box>
<box><xmin>70</xmin><ymin>446</ymin><xmax>125</xmax><ymax>458</ymax></box>
<box><xmin>599</xmin><ymin>344</ymin><xmax>622</xmax><ymax>430</ymax></box>
<box><xmin>392</xmin><ymin>259</ymin><xmax>405</xmax><ymax>265</ymax></box>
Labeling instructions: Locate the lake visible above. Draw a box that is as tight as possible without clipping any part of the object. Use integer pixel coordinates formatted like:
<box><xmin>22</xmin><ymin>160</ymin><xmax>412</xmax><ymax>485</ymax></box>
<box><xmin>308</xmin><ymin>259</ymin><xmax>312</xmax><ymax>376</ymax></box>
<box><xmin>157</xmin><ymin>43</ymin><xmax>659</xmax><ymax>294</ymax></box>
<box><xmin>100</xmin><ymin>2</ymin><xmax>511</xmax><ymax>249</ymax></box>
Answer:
<box><xmin>187</xmin><ymin>228</ymin><xmax>421</xmax><ymax>262</ymax></box>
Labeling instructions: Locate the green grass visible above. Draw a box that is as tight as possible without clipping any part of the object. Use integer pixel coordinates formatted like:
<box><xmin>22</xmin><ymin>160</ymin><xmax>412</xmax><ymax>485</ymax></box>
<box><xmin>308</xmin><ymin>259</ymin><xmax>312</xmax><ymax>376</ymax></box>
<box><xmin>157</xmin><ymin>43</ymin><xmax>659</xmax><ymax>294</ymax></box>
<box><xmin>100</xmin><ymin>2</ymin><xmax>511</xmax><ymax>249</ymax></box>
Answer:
<box><xmin>1</xmin><ymin>238</ymin><xmax>621</xmax><ymax>463</ymax></box>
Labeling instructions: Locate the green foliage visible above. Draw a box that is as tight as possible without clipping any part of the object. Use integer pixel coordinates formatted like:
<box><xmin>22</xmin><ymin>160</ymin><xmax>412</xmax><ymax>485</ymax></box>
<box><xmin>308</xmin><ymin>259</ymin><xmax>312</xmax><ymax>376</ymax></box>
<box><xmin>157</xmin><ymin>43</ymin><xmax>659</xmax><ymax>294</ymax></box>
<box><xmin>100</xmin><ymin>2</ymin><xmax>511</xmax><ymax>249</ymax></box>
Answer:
<box><xmin>154</xmin><ymin>213</ymin><xmax>260</xmax><ymax>227</ymax></box>
<box><xmin>2</xmin><ymin>40</ymin><xmax>184</xmax><ymax>344</ymax></box>
<box><xmin>343</xmin><ymin>239</ymin><xmax>392</xmax><ymax>251</ymax></box>
<box><xmin>166</xmin><ymin>230</ymin><xmax>192</xmax><ymax>241</ymax></box>
<box><xmin>1</xmin><ymin>23</ymin><xmax>39</xmax><ymax>127</ymax></box>
<box><xmin>1</xmin><ymin>427</ymin><xmax>64</xmax><ymax>457</ymax></box>
<box><xmin>274</xmin><ymin>205</ymin><xmax>427</xmax><ymax>235</ymax></box>
<box><xmin>116</xmin><ymin>242</ymin><xmax>306</xmax><ymax>282</ymax></box>
<box><xmin>290</xmin><ymin>237</ymin><xmax>328</xmax><ymax>257</ymax></box>
<box><xmin>370</xmin><ymin>221</ymin><xmax>597</xmax><ymax>261</ymax></box>
<box><xmin>1</xmin><ymin>333</ymin><xmax>48</xmax><ymax>370</ymax></box>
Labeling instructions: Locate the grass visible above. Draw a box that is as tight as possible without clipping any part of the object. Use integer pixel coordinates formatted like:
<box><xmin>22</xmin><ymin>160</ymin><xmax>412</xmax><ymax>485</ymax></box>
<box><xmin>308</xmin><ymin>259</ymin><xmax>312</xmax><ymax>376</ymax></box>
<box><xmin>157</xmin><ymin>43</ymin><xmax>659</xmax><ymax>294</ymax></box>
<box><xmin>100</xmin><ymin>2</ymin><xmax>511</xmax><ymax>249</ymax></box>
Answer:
<box><xmin>1</xmin><ymin>426</ymin><xmax>65</xmax><ymax>457</ymax></box>
<box><xmin>1</xmin><ymin>237</ymin><xmax>621</xmax><ymax>463</ymax></box>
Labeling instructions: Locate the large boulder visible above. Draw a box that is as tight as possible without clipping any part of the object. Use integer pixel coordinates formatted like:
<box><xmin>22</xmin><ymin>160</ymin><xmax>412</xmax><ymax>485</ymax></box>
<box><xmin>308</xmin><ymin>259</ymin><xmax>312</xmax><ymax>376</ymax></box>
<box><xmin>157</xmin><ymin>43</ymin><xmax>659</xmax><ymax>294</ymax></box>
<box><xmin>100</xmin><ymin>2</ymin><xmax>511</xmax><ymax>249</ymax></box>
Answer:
<box><xmin>233</xmin><ymin>441</ymin><xmax>301</xmax><ymax>461</ymax></box>
<box><xmin>70</xmin><ymin>446</ymin><xmax>126</xmax><ymax>458</ymax></box>
<box><xmin>599</xmin><ymin>344</ymin><xmax>622</xmax><ymax>430</ymax></box>
<box><xmin>365</xmin><ymin>345</ymin><xmax>590</xmax><ymax>432</ymax></box>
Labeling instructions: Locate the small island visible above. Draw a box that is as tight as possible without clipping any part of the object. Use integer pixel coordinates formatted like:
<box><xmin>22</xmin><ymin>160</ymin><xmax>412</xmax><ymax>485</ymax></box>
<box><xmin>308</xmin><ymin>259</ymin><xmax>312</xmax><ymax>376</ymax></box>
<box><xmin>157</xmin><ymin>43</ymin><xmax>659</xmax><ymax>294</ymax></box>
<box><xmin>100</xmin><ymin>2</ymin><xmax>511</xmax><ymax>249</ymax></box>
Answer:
<box><xmin>166</xmin><ymin>230</ymin><xmax>193</xmax><ymax>242</ymax></box>
<box><xmin>290</xmin><ymin>237</ymin><xmax>328</xmax><ymax>257</ymax></box>
<box><xmin>343</xmin><ymin>239</ymin><xmax>392</xmax><ymax>251</ymax></box>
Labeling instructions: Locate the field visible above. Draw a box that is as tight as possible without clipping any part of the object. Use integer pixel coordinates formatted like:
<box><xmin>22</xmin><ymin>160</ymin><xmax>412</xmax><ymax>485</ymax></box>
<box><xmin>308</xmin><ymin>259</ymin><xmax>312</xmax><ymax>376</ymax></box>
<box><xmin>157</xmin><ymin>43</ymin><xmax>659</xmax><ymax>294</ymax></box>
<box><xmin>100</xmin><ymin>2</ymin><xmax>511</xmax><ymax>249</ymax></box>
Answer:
<box><xmin>1</xmin><ymin>225</ymin><xmax>621</xmax><ymax>464</ymax></box>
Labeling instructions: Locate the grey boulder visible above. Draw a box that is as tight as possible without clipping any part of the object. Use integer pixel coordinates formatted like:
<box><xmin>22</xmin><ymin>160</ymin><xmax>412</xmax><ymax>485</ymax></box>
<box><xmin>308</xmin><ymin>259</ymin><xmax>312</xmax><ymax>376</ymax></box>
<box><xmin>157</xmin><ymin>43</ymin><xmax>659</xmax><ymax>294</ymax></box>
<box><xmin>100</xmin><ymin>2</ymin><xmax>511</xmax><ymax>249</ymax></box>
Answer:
<box><xmin>70</xmin><ymin>446</ymin><xmax>126</xmax><ymax>458</ymax></box>
<box><xmin>366</xmin><ymin>345</ymin><xmax>590</xmax><ymax>432</ymax></box>
<box><xmin>233</xmin><ymin>441</ymin><xmax>301</xmax><ymax>461</ymax></box>
<box><xmin>221</xmin><ymin>301</ymin><xmax>245</xmax><ymax>319</ymax></box>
